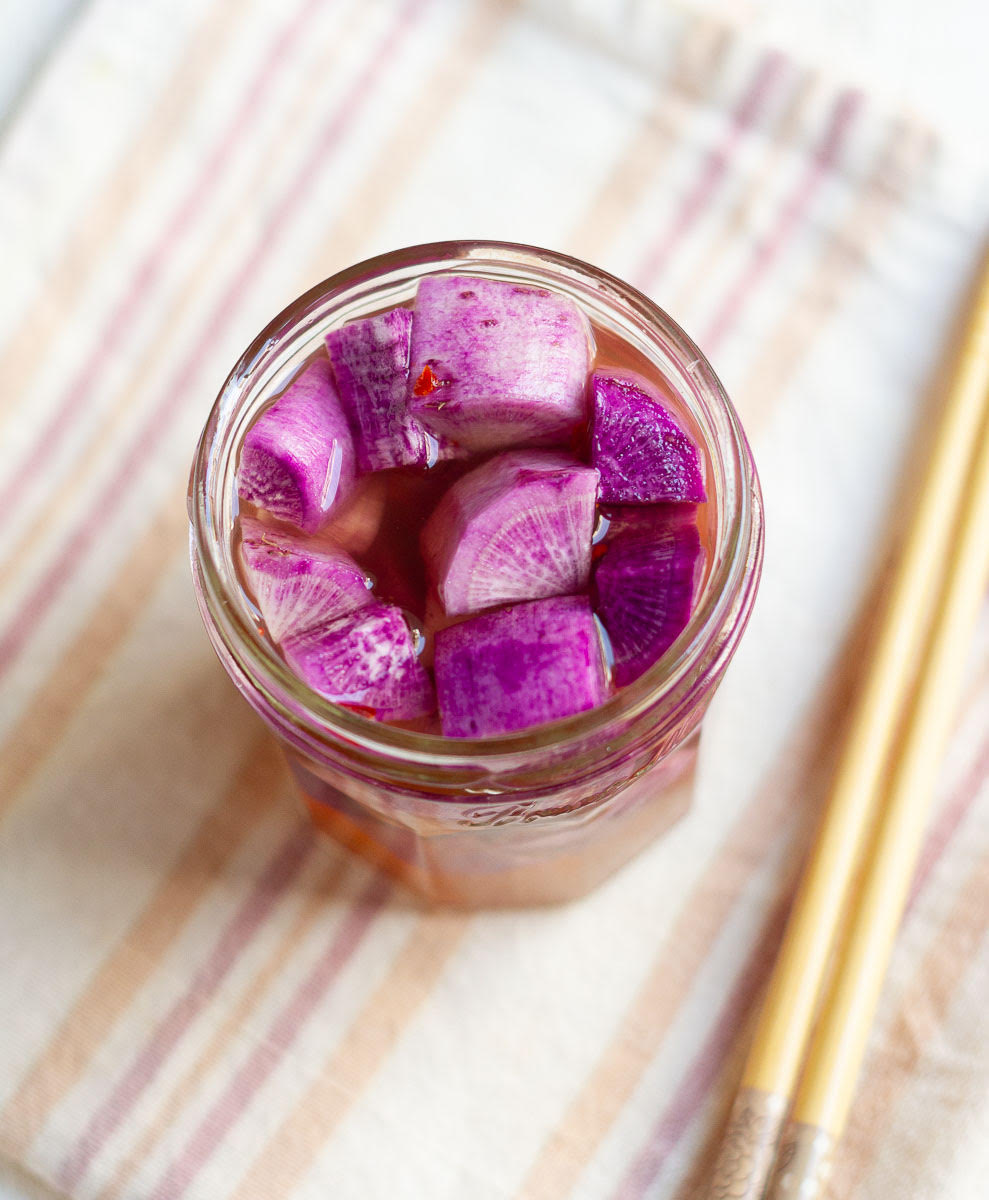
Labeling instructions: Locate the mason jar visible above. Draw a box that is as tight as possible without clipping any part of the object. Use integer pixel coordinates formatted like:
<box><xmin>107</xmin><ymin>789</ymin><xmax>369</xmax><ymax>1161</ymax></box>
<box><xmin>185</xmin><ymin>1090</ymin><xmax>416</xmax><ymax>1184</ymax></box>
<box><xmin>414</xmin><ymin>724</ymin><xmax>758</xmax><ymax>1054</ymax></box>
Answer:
<box><xmin>189</xmin><ymin>240</ymin><xmax>763</xmax><ymax>906</ymax></box>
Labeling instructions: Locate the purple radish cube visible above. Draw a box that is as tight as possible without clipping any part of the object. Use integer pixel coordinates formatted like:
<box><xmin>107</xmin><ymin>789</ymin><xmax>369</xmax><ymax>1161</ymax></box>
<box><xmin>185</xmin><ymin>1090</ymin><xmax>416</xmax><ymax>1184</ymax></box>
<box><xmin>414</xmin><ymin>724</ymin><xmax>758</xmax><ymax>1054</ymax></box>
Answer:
<box><xmin>326</xmin><ymin>307</ymin><xmax>432</xmax><ymax>471</ymax></box>
<box><xmin>238</xmin><ymin>358</ymin><xmax>357</xmax><ymax>533</ymax></box>
<box><xmin>591</xmin><ymin>371</ymin><xmax>706</xmax><ymax>504</ymax></box>
<box><xmin>408</xmin><ymin>275</ymin><xmax>592</xmax><ymax>452</ymax></box>
<box><xmin>594</xmin><ymin>506</ymin><xmax>704</xmax><ymax>686</ymax></box>
<box><xmin>281</xmin><ymin>602</ymin><xmax>435</xmax><ymax>721</ymax></box>
<box><xmin>421</xmin><ymin>450</ymin><xmax>599</xmax><ymax>616</ymax></box>
<box><xmin>239</xmin><ymin>517</ymin><xmax>372</xmax><ymax>644</ymax></box>
<box><xmin>433</xmin><ymin>595</ymin><xmax>607</xmax><ymax>737</ymax></box>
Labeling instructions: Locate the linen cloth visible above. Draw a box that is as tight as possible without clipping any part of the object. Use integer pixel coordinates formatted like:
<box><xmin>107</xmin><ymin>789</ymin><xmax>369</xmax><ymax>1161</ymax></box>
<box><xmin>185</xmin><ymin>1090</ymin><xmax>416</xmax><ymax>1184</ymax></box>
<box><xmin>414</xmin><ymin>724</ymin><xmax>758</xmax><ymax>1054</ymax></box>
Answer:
<box><xmin>1</xmin><ymin>1</ymin><xmax>987</xmax><ymax>1197</ymax></box>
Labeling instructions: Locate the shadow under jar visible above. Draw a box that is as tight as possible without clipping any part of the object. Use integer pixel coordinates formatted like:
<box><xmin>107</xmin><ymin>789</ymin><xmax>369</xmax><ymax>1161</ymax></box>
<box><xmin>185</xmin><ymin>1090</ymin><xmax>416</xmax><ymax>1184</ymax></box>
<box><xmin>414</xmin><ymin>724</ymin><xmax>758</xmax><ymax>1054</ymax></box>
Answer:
<box><xmin>189</xmin><ymin>241</ymin><xmax>764</xmax><ymax>907</ymax></box>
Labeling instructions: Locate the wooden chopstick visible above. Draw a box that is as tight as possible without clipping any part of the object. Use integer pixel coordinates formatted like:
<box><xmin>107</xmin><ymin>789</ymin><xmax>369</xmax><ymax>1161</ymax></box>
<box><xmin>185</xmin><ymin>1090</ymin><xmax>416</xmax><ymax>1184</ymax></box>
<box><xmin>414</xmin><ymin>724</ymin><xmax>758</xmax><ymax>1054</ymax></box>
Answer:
<box><xmin>765</xmin><ymin>397</ymin><xmax>989</xmax><ymax>1200</ymax></box>
<box><xmin>704</xmin><ymin>253</ymin><xmax>989</xmax><ymax>1200</ymax></box>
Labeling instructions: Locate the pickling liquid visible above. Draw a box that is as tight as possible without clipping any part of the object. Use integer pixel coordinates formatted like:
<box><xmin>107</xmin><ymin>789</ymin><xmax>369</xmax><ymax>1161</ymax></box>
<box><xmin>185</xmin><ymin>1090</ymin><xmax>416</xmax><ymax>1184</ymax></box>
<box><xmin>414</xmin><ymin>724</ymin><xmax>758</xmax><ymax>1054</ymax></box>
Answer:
<box><xmin>234</xmin><ymin>308</ymin><xmax>716</xmax><ymax>740</ymax></box>
<box><xmin>200</xmin><ymin>242</ymin><xmax>768</xmax><ymax>911</ymax></box>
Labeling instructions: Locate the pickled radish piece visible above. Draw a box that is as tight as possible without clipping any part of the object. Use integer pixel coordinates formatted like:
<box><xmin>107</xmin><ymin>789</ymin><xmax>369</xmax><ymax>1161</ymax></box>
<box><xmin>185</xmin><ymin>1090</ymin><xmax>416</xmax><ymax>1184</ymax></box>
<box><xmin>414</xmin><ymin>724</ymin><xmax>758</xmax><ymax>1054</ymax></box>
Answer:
<box><xmin>433</xmin><ymin>595</ymin><xmax>607</xmax><ymax>737</ymax></box>
<box><xmin>421</xmin><ymin>450</ymin><xmax>599</xmax><ymax>616</ymax></box>
<box><xmin>281</xmin><ymin>603</ymin><xmax>435</xmax><ymax>720</ymax></box>
<box><xmin>238</xmin><ymin>359</ymin><xmax>356</xmax><ymax>533</ymax></box>
<box><xmin>326</xmin><ymin>308</ymin><xmax>431</xmax><ymax>471</ymax></box>
<box><xmin>408</xmin><ymin>275</ymin><xmax>592</xmax><ymax>452</ymax></box>
<box><xmin>594</xmin><ymin>506</ymin><xmax>703</xmax><ymax>686</ymax></box>
<box><xmin>590</xmin><ymin>371</ymin><xmax>706</xmax><ymax>504</ymax></box>
<box><xmin>239</xmin><ymin>517</ymin><xmax>372</xmax><ymax>643</ymax></box>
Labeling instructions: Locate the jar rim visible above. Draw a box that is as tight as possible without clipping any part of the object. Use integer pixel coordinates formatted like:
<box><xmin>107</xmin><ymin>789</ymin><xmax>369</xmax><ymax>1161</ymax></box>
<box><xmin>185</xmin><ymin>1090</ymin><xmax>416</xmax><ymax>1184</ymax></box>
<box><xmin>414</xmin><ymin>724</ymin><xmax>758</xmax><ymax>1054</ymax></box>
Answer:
<box><xmin>190</xmin><ymin>239</ymin><xmax>761</xmax><ymax>769</ymax></box>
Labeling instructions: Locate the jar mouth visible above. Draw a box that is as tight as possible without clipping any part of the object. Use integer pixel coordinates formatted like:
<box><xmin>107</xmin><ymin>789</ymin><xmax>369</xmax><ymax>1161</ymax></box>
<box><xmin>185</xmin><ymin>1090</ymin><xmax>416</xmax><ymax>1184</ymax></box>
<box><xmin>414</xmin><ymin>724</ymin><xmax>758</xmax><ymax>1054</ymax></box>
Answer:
<box><xmin>190</xmin><ymin>240</ymin><xmax>761</xmax><ymax>768</ymax></box>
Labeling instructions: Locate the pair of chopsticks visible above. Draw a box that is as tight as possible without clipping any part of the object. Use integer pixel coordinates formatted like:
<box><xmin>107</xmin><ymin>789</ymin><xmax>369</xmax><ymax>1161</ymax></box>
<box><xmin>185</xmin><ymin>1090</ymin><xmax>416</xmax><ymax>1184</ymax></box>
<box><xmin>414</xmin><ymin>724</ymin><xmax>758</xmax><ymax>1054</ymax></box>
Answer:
<box><xmin>705</xmin><ymin>253</ymin><xmax>989</xmax><ymax>1200</ymax></box>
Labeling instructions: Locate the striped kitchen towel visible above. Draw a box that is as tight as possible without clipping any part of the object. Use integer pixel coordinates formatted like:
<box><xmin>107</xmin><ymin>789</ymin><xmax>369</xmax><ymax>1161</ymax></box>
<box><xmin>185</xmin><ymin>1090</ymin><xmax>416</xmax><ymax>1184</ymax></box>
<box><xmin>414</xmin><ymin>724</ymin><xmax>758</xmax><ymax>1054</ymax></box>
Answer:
<box><xmin>1</xmin><ymin>1</ymin><xmax>987</xmax><ymax>1198</ymax></box>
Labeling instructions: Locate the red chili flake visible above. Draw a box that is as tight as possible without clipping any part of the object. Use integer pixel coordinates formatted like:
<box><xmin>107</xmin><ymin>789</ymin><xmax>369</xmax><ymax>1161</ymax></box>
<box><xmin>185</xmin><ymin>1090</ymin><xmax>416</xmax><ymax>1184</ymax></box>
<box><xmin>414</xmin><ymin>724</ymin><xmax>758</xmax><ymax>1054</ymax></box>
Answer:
<box><xmin>413</xmin><ymin>364</ymin><xmax>442</xmax><ymax>397</ymax></box>
<box><xmin>592</xmin><ymin>541</ymin><xmax>610</xmax><ymax>562</ymax></box>
<box><xmin>340</xmin><ymin>703</ymin><xmax>379</xmax><ymax>719</ymax></box>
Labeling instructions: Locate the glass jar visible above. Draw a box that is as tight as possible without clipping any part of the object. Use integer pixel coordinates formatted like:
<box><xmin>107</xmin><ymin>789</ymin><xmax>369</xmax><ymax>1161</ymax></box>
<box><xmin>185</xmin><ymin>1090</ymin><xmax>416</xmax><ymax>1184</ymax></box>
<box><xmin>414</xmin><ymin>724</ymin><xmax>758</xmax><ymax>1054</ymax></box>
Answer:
<box><xmin>189</xmin><ymin>241</ymin><xmax>763</xmax><ymax>907</ymax></box>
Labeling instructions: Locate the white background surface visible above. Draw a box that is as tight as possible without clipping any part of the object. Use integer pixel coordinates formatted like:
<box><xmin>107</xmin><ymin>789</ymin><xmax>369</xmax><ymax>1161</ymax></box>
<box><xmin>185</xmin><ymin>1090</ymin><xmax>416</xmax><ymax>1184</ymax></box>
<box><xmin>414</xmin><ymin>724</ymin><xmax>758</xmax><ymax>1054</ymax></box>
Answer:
<box><xmin>695</xmin><ymin>0</ymin><xmax>988</xmax><ymax>156</ymax></box>
<box><xmin>0</xmin><ymin>1</ymin><xmax>985</xmax><ymax>1196</ymax></box>
<box><xmin>3</xmin><ymin>0</ymin><xmax>988</xmax><ymax>155</ymax></box>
